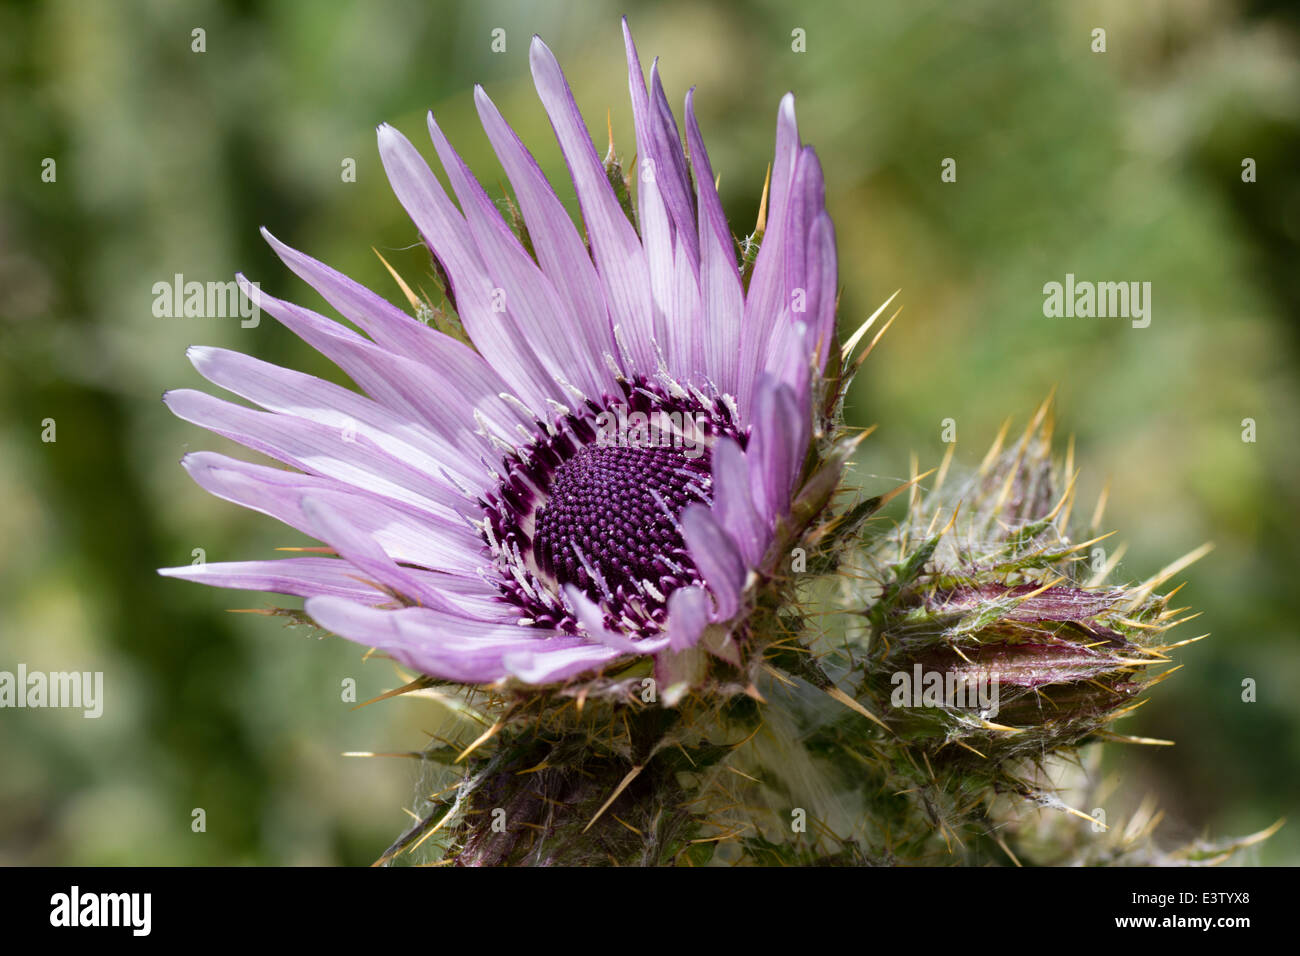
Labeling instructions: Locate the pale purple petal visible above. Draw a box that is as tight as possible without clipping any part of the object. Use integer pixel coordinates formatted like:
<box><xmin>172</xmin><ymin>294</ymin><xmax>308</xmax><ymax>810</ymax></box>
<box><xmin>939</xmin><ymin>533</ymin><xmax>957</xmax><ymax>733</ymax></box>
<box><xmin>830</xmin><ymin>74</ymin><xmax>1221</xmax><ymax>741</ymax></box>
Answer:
<box><xmin>747</xmin><ymin>375</ymin><xmax>809</xmax><ymax>521</ymax></box>
<box><xmin>622</xmin><ymin>20</ymin><xmax>698</xmax><ymax>270</ymax></box>
<box><xmin>260</xmin><ymin>228</ymin><xmax>466</xmax><ymax>369</ymax></box>
<box><xmin>472</xmin><ymin>86</ymin><xmax>618</xmax><ymax>380</ymax></box>
<box><xmin>426</xmin><ymin>111</ymin><xmax>619</xmax><ymax>401</ymax></box>
<box><xmin>376</xmin><ymin>123</ymin><xmax>564</xmax><ymax>415</ymax></box>
<box><xmin>187</xmin><ymin>345</ymin><xmax>487</xmax><ymax>494</ymax></box>
<box><xmin>298</xmin><ymin>495</ymin><xmax>469</xmax><ymax>616</ymax></box>
<box><xmin>680</xmin><ymin>504</ymin><xmax>746</xmax><ymax>620</ymax></box>
<box><xmin>563</xmin><ymin>584</ymin><xmax>672</xmax><ymax>654</ymax></box>
<box><xmin>164</xmin><ymin>388</ymin><xmax>466</xmax><ymax>519</ymax></box>
<box><xmin>261</xmin><ymin>227</ymin><xmax>553</xmax><ymax>411</ymax></box>
<box><xmin>665</xmin><ymin>585</ymin><xmax>710</xmax><ymax>651</ymax></box>
<box><xmin>237</xmin><ymin>274</ymin><xmax>526</xmax><ymax>457</ymax></box>
<box><xmin>529</xmin><ymin>35</ymin><xmax>657</xmax><ymax>376</ymax></box>
<box><xmin>178</xmin><ymin>452</ymin><xmax>482</xmax><ymax>572</ymax></box>
<box><xmin>648</xmin><ymin>62</ymin><xmax>699</xmax><ymax>263</ymax></box>
<box><xmin>159</xmin><ymin>557</ymin><xmax>393</xmax><ymax>603</ymax></box>
<box><xmin>710</xmin><ymin>438</ymin><xmax>767</xmax><ymax>567</ymax></box>
<box><xmin>304</xmin><ymin>597</ymin><xmax>622</xmax><ymax>684</ymax></box>
<box><xmin>805</xmin><ymin>210</ymin><xmax>839</xmax><ymax>371</ymax></box>
<box><xmin>685</xmin><ymin>88</ymin><xmax>743</xmax><ymax>397</ymax></box>
<box><xmin>739</xmin><ymin>93</ymin><xmax>801</xmax><ymax>412</ymax></box>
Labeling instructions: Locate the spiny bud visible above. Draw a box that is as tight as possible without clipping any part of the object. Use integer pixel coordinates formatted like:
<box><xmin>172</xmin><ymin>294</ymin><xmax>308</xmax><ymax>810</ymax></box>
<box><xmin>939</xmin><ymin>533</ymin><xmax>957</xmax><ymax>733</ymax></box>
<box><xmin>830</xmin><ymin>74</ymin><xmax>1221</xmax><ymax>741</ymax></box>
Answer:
<box><xmin>856</xmin><ymin>399</ymin><xmax>1206</xmax><ymax>768</ymax></box>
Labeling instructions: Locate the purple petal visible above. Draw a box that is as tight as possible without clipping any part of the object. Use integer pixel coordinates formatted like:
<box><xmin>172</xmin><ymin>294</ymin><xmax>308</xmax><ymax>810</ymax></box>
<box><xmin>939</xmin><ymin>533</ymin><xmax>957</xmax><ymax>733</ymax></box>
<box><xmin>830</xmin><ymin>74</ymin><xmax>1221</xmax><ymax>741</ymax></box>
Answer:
<box><xmin>670</xmin><ymin>238</ymin><xmax>704</xmax><ymax>379</ymax></box>
<box><xmin>426</xmin><ymin>111</ymin><xmax>619</xmax><ymax>401</ymax></box>
<box><xmin>472</xmin><ymin>86</ymin><xmax>618</xmax><ymax>382</ymax></box>
<box><xmin>805</xmin><ymin>210</ymin><xmax>838</xmax><ymax>371</ymax></box>
<box><xmin>502</xmin><ymin>642</ymin><xmax>629</xmax><ymax>684</ymax></box>
<box><xmin>178</xmin><ymin>452</ymin><xmax>481</xmax><ymax>572</ymax></box>
<box><xmin>236</xmin><ymin>274</ymin><xmax>525</xmax><ymax>458</ymax></box>
<box><xmin>747</xmin><ymin>375</ymin><xmax>809</xmax><ymax>521</ymax></box>
<box><xmin>304</xmin><ymin>597</ymin><xmax>621</xmax><ymax>684</ymax></box>
<box><xmin>528</xmin><ymin>35</ymin><xmax>657</xmax><ymax>376</ymax></box>
<box><xmin>763</xmin><ymin>316</ymin><xmax>812</xmax><ymax>404</ymax></box>
<box><xmin>710</xmin><ymin>438</ymin><xmax>767</xmax><ymax>567</ymax></box>
<box><xmin>680</xmin><ymin>504</ymin><xmax>746</xmax><ymax>620</ymax></box>
<box><xmin>261</xmin><ymin>228</ymin><xmax>546</xmax><ymax>417</ymax></box>
<box><xmin>685</xmin><ymin>89</ymin><xmax>743</xmax><ymax>398</ymax></box>
<box><xmin>782</xmin><ymin>147</ymin><xmax>826</xmax><ymax>332</ymax></box>
<box><xmin>159</xmin><ymin>557</ymin><xmax>391</xmax><ymax>602</ymax></box>
<box><xmin>299</xmin><ymin>494</ymin><xmax>469</xmax><ymax>615</ymax></box>
<box><xmin>376</xmin><ymin>122</ymin><xmax>564</xmax><ymax>415</ymax></box>
<box><xmin>739</xmin><ymin>93</ymin><xmax>801</xmax><ymax>412</ymax></box>
<box><xmin>637</xmin><ymin>169</ymin><xmax>679</xmax><ymax>371</ymax></box>
<box><xmin>622</xmin><ymin>21</ymin><xmax>698</xmax><ymax>269</ymax></box>
<box><xmin>665</xmin><ymin>585</ymin><xmax>710</xmax><ymax>651</ymax></box>
<box><xmin>187</xmin><ymin>345</ymin><xmax>485</xmax><ymax>494</ymax></box>
<box><xmin>261</xmin><ymin>228</ymin><xmax>466</xmax><ymax>370</ymax></box>
<box><xmin>164</xmin><ymin>388</ymin><xmax>466</xmax><ymax>520</ymax></box>
<box><xmin>648</xmin><ymin>61</ymin><xmax>699</xmax><ymax>263</ymax></box>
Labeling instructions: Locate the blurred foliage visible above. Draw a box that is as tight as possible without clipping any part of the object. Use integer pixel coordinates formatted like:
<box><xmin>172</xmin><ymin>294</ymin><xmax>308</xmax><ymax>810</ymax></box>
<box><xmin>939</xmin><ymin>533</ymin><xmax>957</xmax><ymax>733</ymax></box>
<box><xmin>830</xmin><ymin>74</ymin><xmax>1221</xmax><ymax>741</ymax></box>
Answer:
<box><xmin>0</xmin><ymin>0</ymin><xmax>1296</xmax><ymax>864</ymax></box>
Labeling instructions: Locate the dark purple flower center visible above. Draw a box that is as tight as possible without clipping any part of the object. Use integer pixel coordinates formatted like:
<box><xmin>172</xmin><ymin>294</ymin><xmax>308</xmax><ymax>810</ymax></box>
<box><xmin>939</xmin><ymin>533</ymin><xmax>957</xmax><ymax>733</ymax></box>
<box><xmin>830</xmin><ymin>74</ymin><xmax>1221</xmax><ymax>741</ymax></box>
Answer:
<box><xmin>532</xmin><ymin>443</ymin><xmax>711</xmax><ymax>601</ymax></box>
<box><xmin>480</xmin><ymin>378</ymin><xmax>743</xmax><ymax>634</ymax></box>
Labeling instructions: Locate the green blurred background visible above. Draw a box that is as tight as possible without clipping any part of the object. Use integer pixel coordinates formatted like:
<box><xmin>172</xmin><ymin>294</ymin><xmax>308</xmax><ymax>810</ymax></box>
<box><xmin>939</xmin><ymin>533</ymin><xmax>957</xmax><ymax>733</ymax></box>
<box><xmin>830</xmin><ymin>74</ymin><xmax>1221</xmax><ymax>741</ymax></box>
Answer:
<box><xmin>1</xmin><ymin>0</ymin><xmax>1297</xmax><ymax>865</ymax></box>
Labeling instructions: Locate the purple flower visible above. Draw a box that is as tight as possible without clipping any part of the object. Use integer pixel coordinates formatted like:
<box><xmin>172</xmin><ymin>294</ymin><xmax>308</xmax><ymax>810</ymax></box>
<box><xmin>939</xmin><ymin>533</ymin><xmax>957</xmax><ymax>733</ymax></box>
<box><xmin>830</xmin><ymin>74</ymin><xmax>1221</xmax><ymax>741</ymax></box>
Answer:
<box><xmin>160</xmin><ymin>21</ymin><xmax>838</xmax><ymax>689</ymax></box>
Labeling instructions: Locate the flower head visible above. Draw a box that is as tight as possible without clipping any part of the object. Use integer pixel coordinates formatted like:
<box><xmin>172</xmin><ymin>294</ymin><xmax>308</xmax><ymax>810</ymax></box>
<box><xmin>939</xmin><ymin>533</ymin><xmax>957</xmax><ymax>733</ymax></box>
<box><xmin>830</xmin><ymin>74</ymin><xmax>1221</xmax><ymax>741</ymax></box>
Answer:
<box><xmin>160</xmin><ymin>21</ymin><xmax>840</xmax><ymax>692</ymax></box>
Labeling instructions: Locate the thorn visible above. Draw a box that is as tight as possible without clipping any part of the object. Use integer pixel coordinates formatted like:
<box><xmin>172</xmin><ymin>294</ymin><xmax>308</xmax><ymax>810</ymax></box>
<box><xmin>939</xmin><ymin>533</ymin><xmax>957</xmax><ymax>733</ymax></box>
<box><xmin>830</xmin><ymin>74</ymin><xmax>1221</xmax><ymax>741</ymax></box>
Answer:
<box><xmin>341</xmin><ymin>751</ymin><xmax>424</xmax><ymax>759</ymax></box>
<box><xmin>351</xmin><ymin>675</ymin><xmax>436</xmax><ymax>710</ymax></box>
<box><xmin>1125</xmin><ymin>542</ymin><xmax>1215</xmax><ymax>610</ymax></box>
<box><xmin>840</xmin><ymin>289</ymin><xmax>900</xmax><ymax>362</ymax></box>
<box><xmin>1085</xmin><ymin>541</ymin><xmax>1127</xmax><ymax>587</ymax></box>
<box><xmin>875</xmin><ymin>467</ymin><xmax>938</xmax><ymax>511</ymax></box>
<box><xmin>853</xmin><ymin>305</ymin><xmax>901</xmax><ymax>371</ymax></box>
<box><xmin>610</xmin><ymin>813</ymin><xmax>644</xmax><ymax>837</ymax></box>
<box><xmin>824</xmin><ymin>685</ymin><xmax>892</xmax><ymax>734</ymax></box>
<box><xmin>933</xmin><ymin>441</ymin><xmax>956</xmax><ymax>496</ymax></box>
<box><xmin>1090</xmin><ymin>479</ymin><xmax>1112</xmax><ymax>531</ymax></box>
<box><xmin>1059</xmin><ymin>529</ymin><xmax>1118</xmax><ymax>556</ymax></box>
<box><xmin>726</xmin><ymin>765</ymin><xmax>761</xmax><ymax>784</ymax></box>
<box><xmin>979</xmin><ymin>419</ymin><xmax>1013</xmax><ymax>474</ymax></box>
<box><xmin>760</xmin><ymin>662</ymin><xmax>798</xmax><ymax>688</ymax></box>
<box><xmin>455</xmin><ymin>718</ymin><xmax>504</xmax><ymax>763</ymax></box>
<box><xmin>373</xmin><ymin>247</ymin><xmax>423</xmax><ymax>314</ymax></box>
<box><xmin>1094</xmin><ymin>731</ymin><xmax>1175</xmax><ymax>747</ymax></box>
<box><xmin>1044</xmin><ymin>469</ymin><xmax>1079</xmax><ymax>523</ymax></box>
<box><xmin>908</xmin><ymin>451</ymin><xmax>921</xmax><ymax>522</ymax></box>
<box><xmin>978</xmin><ymin>718</ymin><xmax>1024</xmax><ymax>735</ymax></box>
<box><xmin>1231</xmin><ymin>817</ymin><xmax>1287</xmax><ymax>849</ymax></box>
<box><xmin>993</xmin><ymin>830</ymin><xmax>1022</xmax><ymax>867</ymax></box>
<box><xmin>755</xmin><ymin>163</ymin><xmax>771</xmax><ymax>234</ymax></box>
<box><xmin>1140</xmin><ymin>663</ymin><xmax>1185</xmax><ymax>688</ymax></box>
<box><xmin>1100</xmin><ymin>698</ymin><xmax>1149</xmax><ymax>723</ymax></box>
<box><xmin>1012</xmin><ymin>574</ymin><xmax>1066</xmax><ymax>608</ymax></box>
<box><xmin>583</xmin><ymin>764</ymin><xmax>644</xmax><ymax>833</ymax></box>
<box><xmin>1063</xmin><ymin>805</ymin><xmax>1108</xmax><ymax>830</ymax></box>
<box><xmin>1149</xmin><ymin>632</ymin><xmax>1209</xmax><ymax>653</ymax></box>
